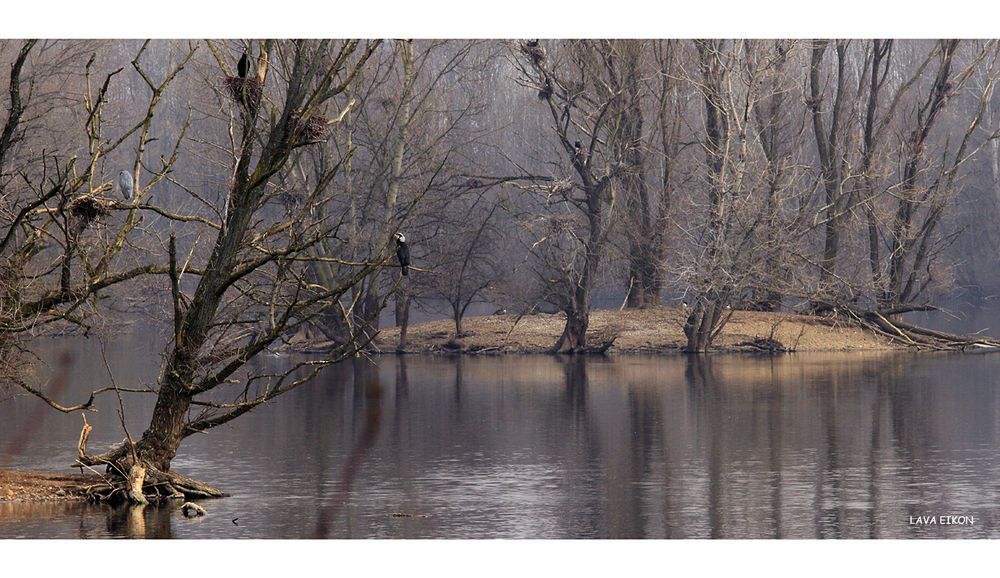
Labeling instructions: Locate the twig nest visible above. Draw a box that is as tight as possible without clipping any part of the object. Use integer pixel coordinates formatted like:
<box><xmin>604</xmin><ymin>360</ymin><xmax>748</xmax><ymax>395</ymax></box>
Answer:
<box><xmin>225</xmin><ymin>76</ymin><xmax>263</xmax><ymax>115</ymax></box>
<box><xmin>181</xmin><ymin>501</ymin><xmax>207</xmax><ymax>517</ymax></box>
<box><xmin>68</xmin><ymin>195</ymin><xmax>112</xmax><ymax>237</ymax></box>
<box><xmin>520</xmin><ymin>41</ymin><xmax>546</xmax><ymax>64</ymax></box>
<box><xmin>291</xmin><ymin>110</ymin><xmax>330</xmax><ymax>144</ymax></box>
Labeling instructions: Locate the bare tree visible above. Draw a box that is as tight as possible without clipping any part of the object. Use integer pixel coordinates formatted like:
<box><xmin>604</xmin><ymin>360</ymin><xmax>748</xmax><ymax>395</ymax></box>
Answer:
<box><xmin>14</xmin><ymin>39</ymin><xmax>385</xmax><ymax>504</ymax></box>
<box><xmin>512</xmin><ymin>40</ymin><xmax>629</xmax><ymax>352</ymax></box>
<box><xmin>1</xmin><ymin>41</ymin><xmax>192</xmax><ymax>387</ymax></box>
<box><xmin>415</xmin><ymin>193</ymin><xmax>503</xmax><ymax>338</ymax></box>
<box><xmin>679</xmin><ymin>40</ymin><xmax>804</xmax><ymax>351</ymax></box>
<box><xmin>305</xmin><ymin>40</ymin><xmax>495</xmax><ymax>350</ymax></box>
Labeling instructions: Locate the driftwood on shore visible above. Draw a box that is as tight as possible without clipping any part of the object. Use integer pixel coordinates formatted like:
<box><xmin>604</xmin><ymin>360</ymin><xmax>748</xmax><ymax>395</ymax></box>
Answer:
<box><xmin>842</xmin><ymin>306</ymin><xmax>1000</xmax><ymax>351</ymax></box>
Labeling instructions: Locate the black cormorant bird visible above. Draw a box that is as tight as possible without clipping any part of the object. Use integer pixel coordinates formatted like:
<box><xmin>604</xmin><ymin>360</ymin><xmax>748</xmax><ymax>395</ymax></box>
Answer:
<box><xmin>237</xmin><ymin>52</ymin><xmax>250</xmax><ymax>79</ymax></box>
<box><xmin>119</xmin><ymin>170</ymin><xmax>134</xmax><ymax>201</ymax></box>
<box><xmin>394</xmin><ymin>232</ymin><xmax>410</xmax><ymax>276</ymax></box>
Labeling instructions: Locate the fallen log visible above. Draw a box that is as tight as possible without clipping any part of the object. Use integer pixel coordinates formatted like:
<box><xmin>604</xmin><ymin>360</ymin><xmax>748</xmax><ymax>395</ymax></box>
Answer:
<box><xmin>842</xmin><ymin>305</ymin><xmax>1000</xmax><ymax>351</ymax></box>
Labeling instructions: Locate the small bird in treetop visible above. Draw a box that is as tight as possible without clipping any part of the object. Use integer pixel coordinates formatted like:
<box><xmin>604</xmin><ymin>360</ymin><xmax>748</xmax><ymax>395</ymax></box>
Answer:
<box><xmin>119</xmin><ymin>170</ymin><xmax>134</xmax><ymax>201</ymax></box>
<box><xmin>394</xmin><ymin>232</ymin><xmax>410</xmax><ymax>276</ymax></box>
<box><xmin>237</xmin><ymin>51</ymin><xmax>250</xmax><ymax>79</ymax></box>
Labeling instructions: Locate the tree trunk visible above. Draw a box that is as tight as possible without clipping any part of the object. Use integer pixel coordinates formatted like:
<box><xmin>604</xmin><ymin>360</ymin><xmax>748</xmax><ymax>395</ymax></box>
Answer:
<box><xmin>135</xmin><ymin>381</ymin><xmax>192</xmax><ymax>472</ymax></box>
<box><xmin>354</xmin><ymin>281</ymin><xmax>381</xmax><ymax>338</ymax></box>
<box><xmin>553</xmin><ymin>207</ymin><xmax>601</xmax><ymax>352</ymax></box>
<box><xmin>809</xmin><ymin>40</ymin><xmax>850</xmax><ymax>299</ymax></box>
<box><xmin>553</xmin><ymin>304</ymin><xmax>589</xmax><ymax>353</ymax></box>
<box><xmin>453</xmin><ymin>307</ymin><xmax>463</xmax><ymax>338</ymax></box>
<box><xmin>620</xmin><ymin>41</ymin><xmax>660</xmax><ymax>310</ymax></box>
<box><xmin>625</xmin><ymin>251</ymin><xmax>661</xmax><ymax>309</ymax></box>
<box><xmin>683</xmin><ymin>299</ymin><xmax>725</xmax><ymax>353</ymax></box>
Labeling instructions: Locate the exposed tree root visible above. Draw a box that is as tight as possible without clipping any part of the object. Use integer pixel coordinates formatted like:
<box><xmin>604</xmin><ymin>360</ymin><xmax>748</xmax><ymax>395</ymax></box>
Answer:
<box><xmin>72</xmin><ymin>415</ymin><xmax>227</xmax><ymax>505</ymax></box>
<box><xmin>80</xmin><ymin>464</ymin><xmax>227</xmax><ymax>505</ymax></box>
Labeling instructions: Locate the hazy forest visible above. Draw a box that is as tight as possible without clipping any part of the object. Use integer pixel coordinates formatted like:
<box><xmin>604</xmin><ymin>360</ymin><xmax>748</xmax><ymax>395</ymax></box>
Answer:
<box><xmin>4</xmin><ymin>38</ymin><xmax>1000</xmax><ymax>505</ymax></box>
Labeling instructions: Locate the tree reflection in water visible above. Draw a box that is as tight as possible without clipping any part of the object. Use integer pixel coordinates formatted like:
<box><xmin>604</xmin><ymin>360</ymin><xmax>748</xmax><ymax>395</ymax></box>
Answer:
<box><xmin>2</xmin><ymin>352</ymin><xmax>999</xmax><ymax>538</ymax></box>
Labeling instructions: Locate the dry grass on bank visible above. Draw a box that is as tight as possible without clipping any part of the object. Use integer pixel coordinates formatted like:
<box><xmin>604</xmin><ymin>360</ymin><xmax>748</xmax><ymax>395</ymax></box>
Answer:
<box><xmin>377</xmin><ymin>306</ymin><xmax>899</xmax><ymax>354</ymax></box>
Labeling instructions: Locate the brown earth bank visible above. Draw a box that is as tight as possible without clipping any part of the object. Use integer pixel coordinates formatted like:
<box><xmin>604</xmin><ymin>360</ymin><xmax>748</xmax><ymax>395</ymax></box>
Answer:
<box><xmin>0</xmin><ymin>471</ymin><xmax>100</xmax><ymax>502</ymax></box>
<box><xmin>376</xmin><ymin>306</ymin><xmax>901</xmax><ymax>354</ymax></box>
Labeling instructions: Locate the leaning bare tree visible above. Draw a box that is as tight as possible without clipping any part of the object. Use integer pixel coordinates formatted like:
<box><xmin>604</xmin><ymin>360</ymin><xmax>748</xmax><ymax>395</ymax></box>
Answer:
<box><xmin>15</xmin><ymin>39</ymin><xmax>386</xmax><ymax>504</ymax></box>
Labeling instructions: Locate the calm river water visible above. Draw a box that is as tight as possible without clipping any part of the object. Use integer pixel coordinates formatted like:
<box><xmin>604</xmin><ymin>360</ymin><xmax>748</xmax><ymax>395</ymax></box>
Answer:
<box><xmin>1</xmin><ymin>334</ymin><xmax>999</xmax><ymax>538</ymax></box>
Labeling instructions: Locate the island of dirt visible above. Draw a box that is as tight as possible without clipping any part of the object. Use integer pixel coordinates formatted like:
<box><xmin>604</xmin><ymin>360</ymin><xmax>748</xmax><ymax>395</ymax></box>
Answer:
<box><xmin>376</xmin><ymin>306</ymin><xmax>902</xmax><ymax>354</ymax></box>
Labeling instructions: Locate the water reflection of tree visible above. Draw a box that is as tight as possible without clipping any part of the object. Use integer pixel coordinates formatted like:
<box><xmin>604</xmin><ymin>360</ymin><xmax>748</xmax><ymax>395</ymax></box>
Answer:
<box><xmin>622</xmin><ymin>360</ymin><xmax>662</xmax><ymax>538</ymax></box>
<box><xmin>312</xmin><ymin>357</ymin><xmax>383</xmax><ymax>538</ymax></box>
<box><xmin>679</xmin><ymin>354</ymin><xmax>912</xmax><ymax>538</ymax></box>
<box><xmin>104</xmin><ymin>504</ymin><xmax>174</xmax><ymax>539</ymax></box>
<box><xmin>684</xmin><ymin>356</ymin><xmax>723</xmax><ymax>538</ymax></box>
<box><xmin>765</xmin><ymin>357</ymin><xmax>784</xmax><ymax>538</ymax></box>
<box><xmin>554</xmin><ymin>356</ymin><xmax>604</xmax><ymax>537</ymax></box>
<box><xmin>453</xmin><ymin>356</ymin><xmax>463</xmax><ymax>410</ymax></box>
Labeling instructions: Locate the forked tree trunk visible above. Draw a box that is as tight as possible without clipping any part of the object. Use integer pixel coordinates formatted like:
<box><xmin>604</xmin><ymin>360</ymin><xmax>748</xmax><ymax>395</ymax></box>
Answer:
<box><xmin>683</xmin><ymin>299</ymin><xmax>726</xmax><ymax>353</ymax></box>
<box><xmin>553</xmin><ymin>216</ymin><xmax>599</xmax><ymax>353</ymax></box>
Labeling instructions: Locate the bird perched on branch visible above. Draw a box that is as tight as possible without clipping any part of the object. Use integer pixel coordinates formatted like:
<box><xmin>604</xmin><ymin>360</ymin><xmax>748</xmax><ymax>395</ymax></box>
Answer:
<box><xmin>237</xmin><ymin>51</ymin><xmax>250</xmax><ymax>78</ymax></box>
<box><xmin>394</xmin><ymin>232</ymin><xmax>410</xmax><ymax>276</ymax></box>
<box><xmin>118</xmin><ymin>170</ymin><xmax>134</xmax><ymax>201</ymax></box>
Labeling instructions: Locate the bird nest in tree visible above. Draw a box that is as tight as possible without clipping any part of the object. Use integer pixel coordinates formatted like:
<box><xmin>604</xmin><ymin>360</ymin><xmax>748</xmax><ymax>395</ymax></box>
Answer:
<box><xmin>276</xmin><ymin>189</ymin><xmax>306</xmax><ymax>207</ymax></box>
<box><xmin>68</xmin><ymin>196</ymin><xmax>112</xmax><ymax>237</ymax></box>
<box><xmin>521</xmin><ymin>42</ymin><xmax>546</xmax><ymax>64</ymax></box>
<box><xmin>547</xmin><ymin>213</ymin><xmax>577</xmax><ymax>235</ymax></box>
<box><xmin>225</xmin><ymin>76</ymin><xmax>263</xmax><ymax>115</ymax></box>
<box><xmin>291</xmin><ymin>111</ymin><xmax>330</xmax><ymax>144</ymax></box>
